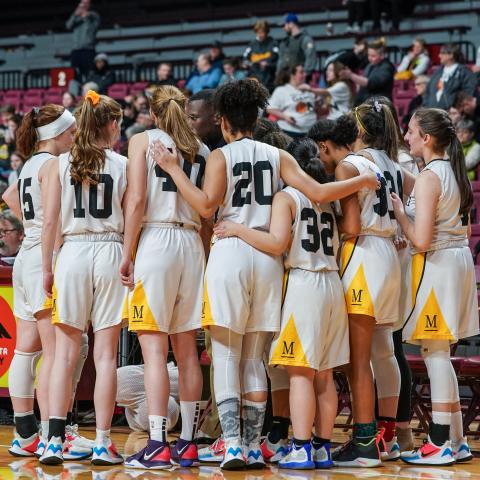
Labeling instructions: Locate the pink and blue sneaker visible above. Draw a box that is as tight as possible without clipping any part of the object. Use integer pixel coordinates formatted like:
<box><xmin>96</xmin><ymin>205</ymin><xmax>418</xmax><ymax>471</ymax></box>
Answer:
<box><xmin>125</xmin><ymin>439</ymin><xmax>171</xmax><ymax>470</ymax></box>
<box><xmin>170</xmin><ymin>439</ymin><xmax>199</xmax><ymax>467</ymax></box>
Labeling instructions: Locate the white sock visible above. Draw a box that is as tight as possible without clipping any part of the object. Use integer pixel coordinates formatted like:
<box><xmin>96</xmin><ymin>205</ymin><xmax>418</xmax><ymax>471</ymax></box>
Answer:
<box><xmin>41</xmin><ymin>420</ymin><xmax>49</xmax><ymax>438</ymax></box>
<box><xmin>149</xmin><ymin>415</ymin><xmax>167</xmax><ymax>443</ymax></box>
<box><xmin>95</xmin><ymin>429</ymin><xmax>111</xmax><ymax>443</ymax></box>
<box><xmin>180</xmin><ymin>401</ymin><xmax>200</xmax><ymax>441</ymax></box>
<box><xmin>450</xmin><ymin>411</ymin><xmax>463</xmax><ymax>443</ymax></box>
<box><xmin>15</xmin><ymin>410</ymin><xmax>35</xmax><ymax>417</ymax></box>
<box><xmin>432</xmin><ymin>410</ymin><xmax>451</xmax><ymax>426</ymax></box>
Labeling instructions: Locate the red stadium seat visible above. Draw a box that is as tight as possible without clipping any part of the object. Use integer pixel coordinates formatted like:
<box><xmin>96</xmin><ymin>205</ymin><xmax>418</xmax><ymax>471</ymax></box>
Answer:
<box><xmin>107</xmin><ymin>83</ymin><xmax>130</xmax><ymax>100</ymax></box>
<box><xmin>471</xmin><ymin>181</ymin><xmax>480</xmax><ymax>192</ymax></box>
<box><xmin>23</xmin><ymin>89</ymin><xmax>45</xmax><ymax>108</ymax></box>
<box><xmin>44</xmin><ymin>87</ymin><xmax>64</xmax><ymax>104</ymax></box>
<box><xmin>395</xmin><ymin>98</ymin><xmax>411</xmax><ymax>118</ymax></box>
<box><xmin>3</xmin><ymin>90</ymin><xmax>23</xmax><ymax>111</ymax></box>
<box><xmin>130</xmin><ymin>82</ymin><xmax>149</xmax><ymax>96</ymax></box>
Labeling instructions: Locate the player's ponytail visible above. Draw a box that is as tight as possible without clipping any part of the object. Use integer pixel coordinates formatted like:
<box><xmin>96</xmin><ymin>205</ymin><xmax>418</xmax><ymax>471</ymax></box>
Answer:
<box><xmin>150</xmin><ymin>86</ymin><xmax>199</xmax><ymax>163</ymax></box>
<box><xmin>16</xmin><ymin>104</ymin><xmax>64</xmax><ymax>158</ymax></box>
<box><xmin>71</xmin><ymin>91</ymin><xmax>122</xmax><ymax>184</ymax></box>
<box><xmin>414</xmin><ymin>107</ymin><xmax>473</xmax><ymax>216</ymax></box>
<box><xmin>287</xmin><ymin>137</ymin><xmax>328</xmax><ymax>185</ymax></box>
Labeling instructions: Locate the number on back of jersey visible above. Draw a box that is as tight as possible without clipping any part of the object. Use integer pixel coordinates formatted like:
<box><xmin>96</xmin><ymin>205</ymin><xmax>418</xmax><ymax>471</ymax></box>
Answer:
<box><xmin>373</xmin><ymin>170</ymin><xmax>403</xmax><ymax>219</ymax></box>
<box><xmin>300</xmin><ymin>208</ymin><xmax>335</xmax><ymax>256</ymax></box>
<box><xmin>71</xmin><ymin>174</ymin><xmax>113</xmax><ymax>218</ymax></box>
<box><xmin>232</xmin><ymin>161</ymin><xmax>273</xmax><ymax>207</ymax></box>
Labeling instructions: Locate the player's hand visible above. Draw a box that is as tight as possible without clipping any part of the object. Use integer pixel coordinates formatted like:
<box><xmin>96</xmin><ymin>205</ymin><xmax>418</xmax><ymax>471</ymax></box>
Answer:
<box><xmin>43</xmin><ymin>271</ymin><xmax>54</xmax><ymax>298</ymax></box>
<box><xmin>361</xmin><ymin>171</ymin><xmax>381</xmax><ymax>191</ymax></box>
<box><xmin>391</xmin><ymin>192</ymin><xmax>405</xmax><ymax>217</ymax></box>
<box><xmin>119</xmin><ymin>257</ymin><xmax>134</xmax><ymax>289</ymax></box>
<box><xmin>151</xmin><ymin>141</ymin><xmax>180</xmax><ymax>173</ymax></box>
<box><xmin>394</xmin><ymin>236</ymin><xmax>408</xmax><ymax>251</ymax></box>
<box><xmin>213</xmin><ymin>220</ymin><xmax>240</xmax><ymax>239</ymax></box>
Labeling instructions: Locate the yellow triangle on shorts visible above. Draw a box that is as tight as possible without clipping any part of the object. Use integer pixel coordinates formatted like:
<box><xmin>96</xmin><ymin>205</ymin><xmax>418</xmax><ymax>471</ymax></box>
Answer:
<box><xmin>129</xmin><ymin>280</ymin><xmax>156</xmax><ymax>328</ymax></box>
<box><xmin>201</xmin><ymin>280</ymin><xmax>214</xmax><ymax>327</ymax></box>
<box><xmin>50</xmin><ymin>282</ymin><xmax>59</xmax><ymax>324</ymax></box>
<box><xmin>412</xmin><ymin>288</ymin><xmax>454</xmax><ymax>340</ymax></box>
<box><xmin>270</xmin><ymin>314</ymin><xmax>310</xmax><ymax>367</ymax></box>
<box><xmin>345</xmin><ymin>264</ymin><xmax>374</xmax><ymax>317</ymax></box>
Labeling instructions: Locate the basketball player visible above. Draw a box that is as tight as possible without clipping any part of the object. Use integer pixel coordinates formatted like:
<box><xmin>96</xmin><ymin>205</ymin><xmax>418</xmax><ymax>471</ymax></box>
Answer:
<box><xmin>121</xmin><ymin>86</ymin><xmax>208</xmax><ymax>470</ymax></box>
<box><xmin>309</xmin><ymin>109</ymin><xmax>402</xmax><ymax>466</ymax></box>
<box><xmin>3</xmin><ymin>105</ymin><xmax>93</xmax><ymax>460</ymax></box>
<box><xmin>39</xmin><ymin>91</ymin><xmax>126</xmax><ymax>466</ymax></box>
<box><xmin>392</xmin><ymin>108</ymin><xmax>478</xmax><ymax>465</ymax></box>
<box><xmin>153</xmin><ymin>79</ymin><xmax>379</xmax><ymax>470</ymax></box>
<box><xmin>213</xmin><ymin>138</ymin><xmax>349</xmax><ymax>470</ymax></box>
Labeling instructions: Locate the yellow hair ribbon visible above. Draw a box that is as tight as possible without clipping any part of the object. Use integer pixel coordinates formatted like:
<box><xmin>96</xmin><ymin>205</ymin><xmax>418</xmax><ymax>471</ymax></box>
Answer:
<box><xmin>354</xmin><ymin>106</ymin><xmax>371</xmax><ymax>136</ymax></box>
<box><xmin>85</xmin><ymin>90</ymin><xmax>100</xmax><ymax>106</ymax></box>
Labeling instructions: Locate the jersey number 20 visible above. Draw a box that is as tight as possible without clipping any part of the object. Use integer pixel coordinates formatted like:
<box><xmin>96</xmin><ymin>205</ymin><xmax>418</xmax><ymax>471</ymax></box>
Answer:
<box><xmin>232</xmin><ymin>161</ymin><xmax>273</xmax><ymax>207</ymax></box>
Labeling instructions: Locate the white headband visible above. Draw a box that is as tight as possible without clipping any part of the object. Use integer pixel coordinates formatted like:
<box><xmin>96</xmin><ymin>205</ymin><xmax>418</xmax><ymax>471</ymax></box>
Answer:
<box><xmin>36</xmin><ymin>109</ymin><xmax>75</xmax><ymax>141</ymax></box>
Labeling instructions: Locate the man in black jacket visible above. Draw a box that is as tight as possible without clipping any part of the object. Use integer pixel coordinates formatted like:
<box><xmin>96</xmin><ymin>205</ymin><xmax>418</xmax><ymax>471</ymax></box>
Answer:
<box><xmin>85</xmin><ymin>53</ymin><xmax>115</xmax><ymax>94</ymax></box>
<box><xmin>341</xmin><ymin>39</ymin><xmax>395</xmax><ymax>105</ymax></box>
<box><xmin>243</xmin><ymin>21</ymin><xmax>279</xmax><ymax>91</ymax></box>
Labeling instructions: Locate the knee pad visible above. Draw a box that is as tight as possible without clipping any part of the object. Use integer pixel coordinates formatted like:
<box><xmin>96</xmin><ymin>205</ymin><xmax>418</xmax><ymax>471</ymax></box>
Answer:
<box><xmin>421</xmin><ymin>341</ymin><xmax>458</xmax><ymax>403</ymax></box>
<box><xmin>8</xmin><ymin>350</ymin><xmax>42</xmax><ymax>398</ymax></box>
<box><xmin>72</xmin><ymin>333</ymin><xmax>89</xmax><ymax>391</ymax></box>
<box><xmin>268</xmin><ymin>365</ymin><xmax>290</xmax><ymax>392</ymax></box>
<box><xmin>371</xmin><ymin>327</ymin><xmax>400</xmax><ymax>399</ymax></box>
<box><xmin>241</xmin><ymin>357</ymin><xmax>267</xmax><ymax>395</ymax></box>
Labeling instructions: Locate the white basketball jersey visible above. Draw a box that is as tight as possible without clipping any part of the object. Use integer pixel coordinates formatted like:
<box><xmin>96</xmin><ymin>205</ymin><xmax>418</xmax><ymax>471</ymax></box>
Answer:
<box><xmin>405</xmin><ymin>159</ymin><xmax>468</xmax><ymax>252</ymax></box>
<box><xmin>283</xmin><ymin>187</ymin><xmax>339</xmax><ymax>272</ymax></box>
<box><xmin>217</xmin><ymin>138</ymin><xmax>281</xmax><ymax>230</ymax></box>
<box><xmin>17</xmin><ymin>152</ymin><xmax>52</xmax><ymax>247</ymax></box>
<box><xmin>59</xmin><ymin>150</ymin><xmax>127</xmax><ymax>236</ymax></box>
<box><xmin>341</xmin><ymin>152</ymin><xmax>398</xmax><ymax>238</ymax></box>
<box><xmin>144</xmin><ymin>129</ymin><xmax>210</xmax><ymax>229</ymax></box>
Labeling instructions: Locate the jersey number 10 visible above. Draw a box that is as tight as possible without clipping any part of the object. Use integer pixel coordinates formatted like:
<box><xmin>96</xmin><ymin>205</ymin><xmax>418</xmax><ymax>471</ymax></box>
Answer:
<box><xmin>71</xmin><ymin>174</ymin><xmax>114</xmax><ymax>218</ymax></box>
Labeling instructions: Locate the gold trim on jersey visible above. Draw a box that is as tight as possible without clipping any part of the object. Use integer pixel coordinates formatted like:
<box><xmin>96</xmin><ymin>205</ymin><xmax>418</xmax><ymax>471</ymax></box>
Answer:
<box><xmin>281</xmin><ymin>270</ymin><xmax>290</xmax><ymax>308</ymax></box>
<box><xmin>344</xmin><ymin>263</ymin><xmax>375</xmax><ymax>318</ymax></box>
<box><xmin>50</xmin><ymin>282</ymin><xmax>59</xmax><ymax>324</ymax></box>
<box><xmin>411</xmin><ymin>287</ymin><xmax>454</xmax><ymax>341</ymax></box>
<box><xmin>270</xmin><ymin>314</ymin><xmax>310</xmax><ymax>368</ymax></box>
<box><xmin>340</xmin><ymin>237</ymin><xmax>359</xmax><ymax>278</ymax></box>
<box><xmin>403</xmin><ymin>252</ymin><xmax>427</xmax><ymax>328</ymax></box>
<box><xmin>201</xmin><ymin>280</ymin><xmax>214</xmax><ymax>328</ymax></box>
<box><xmin>128</xmin><ymin>280</ymin><xmax>158</xmax><ymax>331</ymax></box>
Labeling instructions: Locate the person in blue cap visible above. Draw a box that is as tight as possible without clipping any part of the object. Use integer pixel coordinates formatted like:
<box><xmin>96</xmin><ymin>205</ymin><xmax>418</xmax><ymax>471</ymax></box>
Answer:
<box><xmin>277</xmin><ymin>13</ymin><xmax>317</xmax><ymax>77</ymax></box>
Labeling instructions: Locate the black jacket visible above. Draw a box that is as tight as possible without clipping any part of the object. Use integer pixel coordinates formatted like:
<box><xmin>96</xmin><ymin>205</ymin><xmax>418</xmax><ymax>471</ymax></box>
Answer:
<box><xmin>355</xmin><ymin>59</ymin><xmax>395</xmax><ymax>105</ymax></box>
<box><xmin>243</xmin><ymin>36</ymin><xmax>279</xmax><ymax>89</ymax></box>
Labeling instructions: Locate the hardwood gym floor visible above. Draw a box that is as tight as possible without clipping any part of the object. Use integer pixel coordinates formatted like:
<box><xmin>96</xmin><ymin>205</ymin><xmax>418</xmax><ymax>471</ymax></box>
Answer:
<box><xmin>1</xmin><ymin>426</ymin><xmax>480</xmax><ymax>479</ymax></box>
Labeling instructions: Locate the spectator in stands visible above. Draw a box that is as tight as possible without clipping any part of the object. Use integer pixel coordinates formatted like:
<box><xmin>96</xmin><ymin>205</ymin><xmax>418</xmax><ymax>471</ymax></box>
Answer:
<box><xmin>133</xmin><ymin>94</ymin><xmax>149</xmax><ymax>114</ymax></box>
<box><xmin>219</xmin><ymin>58</ymin><xmax>247</xmax><ymax>85</ymax></box>
<box><xmin>66</xmin><ymin>0</ymin><xmax>101</xmax><ymax>82</ymax></box>
<box><xmin>210</xmin><ymin>41</ymin><xmax>226</xmax><ymax>70</ymax></box>
<box><xmin>81</xmin><ymin>81</ymin><xmax>99</xmax><ymax>96</ymax></box>
<box><xmin>125</xmin><ymin>111</ymin><xmax>154</xmax><ymax>140</ymax></box>
<box><xmin>0</xmin><ymin>104</ymin><xmax>15</xmax><ymax>130</ymax></box>
<box><xmin>277</xmin><ymin>13</ymin><xmax>317</xmax><ymax>77</ymax></box>
<box><xmin>154</xmin><ymin>62</ymin><xmax>176</xmax><ymax>87</ymax></box>
<box><xmin>0</xmin><ymin>211</ymin><xmax>24</xmax><ymax>257</ymax></box>
<box><xmin>344</xmin><ymin>0</ymin><xmax>367</xmax><ymax>33</ymax></box>
<box><xmin>325</xmin><ymin>37</ymin><xmax>369</xmax><ymax>72</ymax></box>
<box><xmin>456</xmin><ymin>119</ymin><xmax>480</xmax><ymax>180</ymax></box>
<box><xmin>402</xmin><ymin>74</ymin><xmax>429</xmax><ymax>129</ymax></box>
<box><xmin>448</xmin><ymin>105</ymin><xmax>463</xmax><ymax>127</ymax></box>
<box><xmin>267</xmin><ymin>65</ymin><xmax>317</xmax><ymax>137</ymax></box>
<box><xmin>243</xmin><ymin>21</ymin><xmax>279</xmax><ymax>91</ymax></box>
<box><xmin>454</xmin><ymin>91</ymin><xmax>480</xmax><ymax>141</ymax></box>
<box><xmin>4</xmin><ymin>114</ymin><xmax>21</xmax><ymax>157</ymax></box>
<box><xmin>186</xmin><ymin>89</ymin><xmax>225</xmax><ymax>150</ymax></box>
<box><xmin>62</xmin><ymin>92</ymin><xmax>77</xmax><ymax>112</ymax></box>
<box><xmin>186</xmin><ymin>53</ymin><xmax>222</xmax><ymax>94</ymax></box>
<box><xmin>424</xmin><ymin>43</ymin><xmax>476</xmax><ymax>110</ymax></box>
<box><xmin>341</xmin><ymin>38</ymin><xmax>395</xmax><ymax>105</ymax></box>
<box><xmin>85</xmin><ymin>53</ymin><xmax>116</xmax><ymax>94</ymax></box>
<box><xmin>299</xmin><ymin>61</ymin><xmax>354</xmax><ymax>119</ymax></box>
<box><xmin>8</xmin><ymin>151</ymin><xmax>25</xmax><ymax>186</ymax></box>
<box><xmin>395</xmin><ymin>38</ymin><xmax>430</xmax><ymax>80</ymax></box>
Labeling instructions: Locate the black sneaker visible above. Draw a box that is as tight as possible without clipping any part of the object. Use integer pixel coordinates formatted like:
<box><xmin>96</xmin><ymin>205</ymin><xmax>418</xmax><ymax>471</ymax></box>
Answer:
<box><xmin>332</xmin><ymin>435</ymin><xmax>382</xmax><ymax>468</ymax></box>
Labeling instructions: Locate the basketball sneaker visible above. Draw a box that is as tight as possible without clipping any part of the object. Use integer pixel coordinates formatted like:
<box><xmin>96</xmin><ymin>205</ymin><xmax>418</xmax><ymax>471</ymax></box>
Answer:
<box><xmin>380</xmin><ymin>437</ymin><xmax>401</xmax><ymax>461</ymax></box>
<box><xmin>279</xmin><ymin>442</ymin><xmax>314</xmax><ymax>470</ymax></box>
<box><xmin>170</xmin><ymin>439</ymin><xmax>200</xmax><ymax>467</ymax></box>
<box><xmin>261</xmin><ymin>436</ymin><xmax>289</xmax><ymax>463</ymax></box>
<box><xmin>9</xmin><ymin>432</ymin><xmax>39</xmax><ymax>457</ymax></box>
<box><xmin>34</xmin><ymin>434</ymin><xmax>47</xmax><ymax>458</ymax></box>
<box><xmin>39</xmin><ymin>436</ymin><xmax>64</xmax><ymax>465</ymax></box>
<box><xmin>244</xmin><ymin>442</ymin><xmax>266</xmax><ymax>469</ymax></box>
<box><xmin>198</xmin><ymin>437</ymin><xmax>224</xmax><ymax>463</ymax></box>
<box><xmin>64</xmin><ymin>430</ymin><xmax>93</xmax><ymax>461</ymax></box>
<box><xmin>400</xmin><ymin>436</ymin><xmax>455</xmax><ymax>466</ymax></box>
<box><xmin>332</xmin><ymin>436</ymin><xmax>382</xmax><ymax>467</ymax></box>
<box><xmin>125</xmin><ymin>439</ymin><xmax>171</xmax><ymax>470</ymax></box>
<box><xmin>66</xmin><ymin>424</ymin><xmax>95</xmax><ymax>448</ymax></box>
<box><xmin>220</xmin><ymin>439</ymin><xmax>245</xmax><ymax>470</ymax></box>
<box><xmin>91</xmin><ymin>439</ymin><xmax>123</xmax><ymax>465</ymax></box>
<box><xmin>312</xmin><ymin>442</ymin><xmax>333</xmax><ymax>469</ymax></box>
<box><xmin>452</xmin><ymin>437</ymin><xmax>473</xmax><ymax>462</ymax></box>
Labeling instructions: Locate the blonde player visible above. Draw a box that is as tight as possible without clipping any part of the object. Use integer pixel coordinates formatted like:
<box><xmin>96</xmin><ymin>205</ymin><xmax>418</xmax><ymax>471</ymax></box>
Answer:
<box><xmin>121</xmin><ymin>86</ymin><xmax>208</xmax><ymax>470</ymax></box>
<box><xmin>40</xmin><ymin>91</ymin><xmax>126</xmax><ymax>466</ymax></box>
<box><xmin>154</xmin><ymin>79</ymin><xmax>379</xmax><ymax>470</ymax></box>
<box><xmin>392</xmin><ymin>108</ymin><xmax>478</xmax><ymax>466</ymax></box>
<box><xmin>3</xmin><ymin>105</ymin><xmax>75</xmax><ymax>457</ymax></box>
<box><xmin>213</xmin><ymin>138</ymin><xmax>349</xmax><ymax>470</ymax></box>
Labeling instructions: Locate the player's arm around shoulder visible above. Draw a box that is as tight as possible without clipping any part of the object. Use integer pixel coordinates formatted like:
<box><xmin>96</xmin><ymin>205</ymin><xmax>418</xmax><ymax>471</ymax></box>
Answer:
<box><xmin>335</xmin><ymin>159</ymin><xmax>361</xmax><ymax>236</ymax></box>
